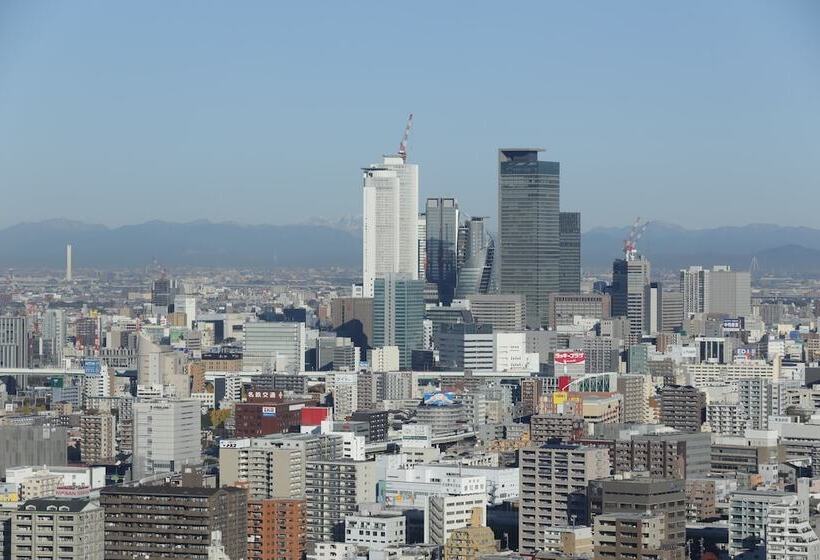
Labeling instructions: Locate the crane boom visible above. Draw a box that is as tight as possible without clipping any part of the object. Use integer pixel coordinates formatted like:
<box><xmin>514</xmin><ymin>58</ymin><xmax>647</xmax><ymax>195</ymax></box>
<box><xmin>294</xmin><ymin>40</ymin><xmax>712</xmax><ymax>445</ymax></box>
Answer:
<box><xmin>398</xmin><ymin>113</ymin><xmax>414</xmax><ymax>162</ymax></box>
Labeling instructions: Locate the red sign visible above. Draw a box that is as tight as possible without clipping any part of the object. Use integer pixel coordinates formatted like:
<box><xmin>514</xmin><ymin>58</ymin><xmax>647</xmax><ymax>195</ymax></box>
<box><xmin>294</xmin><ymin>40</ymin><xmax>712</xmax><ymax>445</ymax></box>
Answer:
<box><xmin>300</xmin><ymin>406</ymin><xmax>331</xmax><ymax>426</ymax></box>
<box><xmin>558</xmin><ymin>375</ymin><xmax>572</xmax><ymax>391</ymax></box>
<box><xmin>554</xmin><ymin>351</ymin><xmax>586</xmax><ymax>365</ymax></box>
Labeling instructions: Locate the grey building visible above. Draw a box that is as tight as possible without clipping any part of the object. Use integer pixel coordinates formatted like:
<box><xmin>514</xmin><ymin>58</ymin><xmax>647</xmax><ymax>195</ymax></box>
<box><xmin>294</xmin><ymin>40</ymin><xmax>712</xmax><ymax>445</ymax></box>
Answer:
<box><xmin>467</xmin><ymin>294</ymin><xmax>526</xmax><ymax>332</ymax></box>
<box><xmin>659</xmin><ymin>385</ymin><xmax>706</xmax><ymax>433</ymax></box>
<box><xmin>497</xmin><ymin>148</ymin><xmax>560</xmax><ymax>328</ymax></box>
<box><xmin>590</xmin><ymin>477</ymin><xmax>687</xmax><ymax>552</ymax></box>
<box><xmin>0</xmin><ymin>316</ymin><xmax>28</xmax><ymax>369</ymax></box>
<box><xmin>11</xmin><ymin>498</ymin><xmax>104</xmax><ymax>560</ymax></box>
<box><xmin>0</xmin><ymin>424</ymin><xmax>66</xmax><ymax>477</ymax></box>
<box><xmin>425</xmin><ymin>198</ymin><xmax>459</xmax><ymax>305</ymax></box>
<box><xmin>548</xmin><ymin>293</ymin><xmax>611</xmax><ymax>329</ymax></box>
<box><xmin>305</xmin><ymin>460</ymin><xmax>377</xmax><ymax>544</ymax></box>
<box><xmin>559</xmin><ymin>212</ymin><xmax>581</xmax><ymax>294</ymax></box>
<box><xmin>435</xmin><ymin>323</ymin><xmax>494</xmax><ymax>371</ymax></box>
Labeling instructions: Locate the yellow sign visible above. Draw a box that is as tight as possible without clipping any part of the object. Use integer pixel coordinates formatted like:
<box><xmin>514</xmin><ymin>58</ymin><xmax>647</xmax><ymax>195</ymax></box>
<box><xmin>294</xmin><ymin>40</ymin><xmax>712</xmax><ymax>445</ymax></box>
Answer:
<box><xmin>0</xmin><ymin>492</ymin><xmax>19</xmax><ymax>503</ymax></box>
<box><xmin>552</xmin><ymin>391</ymin><xmax>568</xmax><ymax>405</ymax></box>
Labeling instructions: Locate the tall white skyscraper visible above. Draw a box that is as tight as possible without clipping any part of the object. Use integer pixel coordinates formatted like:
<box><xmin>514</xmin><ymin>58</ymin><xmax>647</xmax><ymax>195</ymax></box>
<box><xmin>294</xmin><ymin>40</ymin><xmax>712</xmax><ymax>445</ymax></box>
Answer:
<box><xmin>362</xmin><ymin>155</ymin><xmax>418</xmax><ymax>297</ymax></box>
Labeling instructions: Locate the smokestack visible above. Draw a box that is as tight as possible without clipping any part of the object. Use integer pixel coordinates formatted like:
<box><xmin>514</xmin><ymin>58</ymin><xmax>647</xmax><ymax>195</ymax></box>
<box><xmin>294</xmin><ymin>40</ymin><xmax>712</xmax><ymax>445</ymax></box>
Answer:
<box><xmin>66</xmin><ymin>244</ymin><xmax>72</xmax><ymax>281</ymax></box>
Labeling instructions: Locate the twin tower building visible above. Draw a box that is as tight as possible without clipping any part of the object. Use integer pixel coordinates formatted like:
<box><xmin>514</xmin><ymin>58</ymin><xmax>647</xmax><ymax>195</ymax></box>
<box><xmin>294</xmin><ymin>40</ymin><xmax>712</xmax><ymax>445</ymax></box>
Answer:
<box><xmin>362</xmin><ymin>147</ymin><xmax>581</xmax><ymax>330</ymax></box>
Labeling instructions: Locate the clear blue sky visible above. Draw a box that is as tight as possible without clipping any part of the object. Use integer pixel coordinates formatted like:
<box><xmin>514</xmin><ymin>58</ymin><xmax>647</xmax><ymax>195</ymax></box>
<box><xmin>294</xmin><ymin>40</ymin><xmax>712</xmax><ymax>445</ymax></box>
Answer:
<box><xmin>0</xmin><ymin>1</ymin><xmax>818</xmax><ymax>230</ymax></box>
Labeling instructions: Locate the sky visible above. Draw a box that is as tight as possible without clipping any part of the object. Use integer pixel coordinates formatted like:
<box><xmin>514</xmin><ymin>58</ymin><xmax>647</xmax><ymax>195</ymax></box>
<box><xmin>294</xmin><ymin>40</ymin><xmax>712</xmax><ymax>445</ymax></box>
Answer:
<box><xmin>0</xmin><ymin>1</ymin><xmax>818</xmax><ymax>231</ymax></box>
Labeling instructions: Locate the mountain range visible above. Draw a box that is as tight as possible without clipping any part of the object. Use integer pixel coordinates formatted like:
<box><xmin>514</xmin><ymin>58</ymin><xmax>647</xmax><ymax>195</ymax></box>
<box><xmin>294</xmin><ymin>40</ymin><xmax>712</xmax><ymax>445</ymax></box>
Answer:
<box><xmin>1</xmin><ymin>219</ymin><xmax>819</xmax><ymax>274</ymax></box>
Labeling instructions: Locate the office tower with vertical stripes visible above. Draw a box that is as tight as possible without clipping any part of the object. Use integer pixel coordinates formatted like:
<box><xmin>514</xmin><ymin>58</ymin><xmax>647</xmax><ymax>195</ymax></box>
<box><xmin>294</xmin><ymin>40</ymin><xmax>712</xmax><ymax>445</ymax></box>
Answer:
<box><xmin>497</xmin><ymin>149</ymin><xmax>560</xmax><ymax>328</ymax></box>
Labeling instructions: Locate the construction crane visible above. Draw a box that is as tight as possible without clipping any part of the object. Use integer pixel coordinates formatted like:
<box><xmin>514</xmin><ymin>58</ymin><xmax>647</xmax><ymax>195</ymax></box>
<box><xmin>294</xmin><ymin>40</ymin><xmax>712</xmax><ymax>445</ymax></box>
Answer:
<box><xmin>623</xmin><ymin>217</ymin><xmax>648</xmax><ymax>261</ymax></box>
<box><xmin>397</xmin><ymin>113</ymin><xmax>414</xmax><ymax>162</ymax></box>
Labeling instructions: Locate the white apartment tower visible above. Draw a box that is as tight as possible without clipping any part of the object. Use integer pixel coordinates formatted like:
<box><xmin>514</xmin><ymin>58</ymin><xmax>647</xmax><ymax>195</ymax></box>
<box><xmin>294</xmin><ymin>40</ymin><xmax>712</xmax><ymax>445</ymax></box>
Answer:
<box><xmin>362</xmin><ymin>154</ymin><xmax>419</xmax><ymax>297</ymax></box>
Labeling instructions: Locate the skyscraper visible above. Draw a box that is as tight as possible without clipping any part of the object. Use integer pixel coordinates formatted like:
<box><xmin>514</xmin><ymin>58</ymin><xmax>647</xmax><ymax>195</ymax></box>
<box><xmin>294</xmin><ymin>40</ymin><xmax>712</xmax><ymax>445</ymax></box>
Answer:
<box><xmin>680</xmin><ymin>266</ymin><xmax>708</xmax><ymax>316</ymax></box>
<box><xmin>425</xmin><ymin>198</ymin><xmax>459</xmax><ymax>305</ymax></box>
<box><xmin>373</xmin><ymin>274</ymin><xmax>424</xmax><ymax>370</ymax></box>
<box><xmin>559</xmin><ymin>211</ymin><xmax>581</xmax><ymax>293</ymax></box>
<box><xmin>362</xmin><ymin>155</ymin><xmax>419</xmax><ymax>297</ymax></box>
<box><xmin>0</xmin><ymin>316</ymin><xmax>28</xmax><ymax>368</ymax></box>
<box><xmin>611</xmin><ymin>256</ymin><xmax>651</xmax><ymax>345</ymax></box>
<box><xmin>497</xmin><ymin>149</ymin><xmax>560</xmax><ymax>328</ymax></box>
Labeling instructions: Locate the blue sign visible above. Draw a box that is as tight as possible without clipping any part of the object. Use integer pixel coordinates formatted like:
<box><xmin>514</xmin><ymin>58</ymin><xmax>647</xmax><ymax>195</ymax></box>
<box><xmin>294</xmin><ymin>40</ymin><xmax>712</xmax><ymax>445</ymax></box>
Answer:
<box><xmin>83</xmin><ymin>360</ymin><xmax>101</xmax><ymax>376</ymax></box>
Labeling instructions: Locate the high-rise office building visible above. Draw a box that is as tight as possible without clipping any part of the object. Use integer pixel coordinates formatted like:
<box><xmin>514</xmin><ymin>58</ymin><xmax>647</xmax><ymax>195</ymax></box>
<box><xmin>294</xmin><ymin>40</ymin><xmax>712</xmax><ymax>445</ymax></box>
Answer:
<box><xmin>497</xmin><ymin>148</ymin><xmax>560</xmax><ymax>328</ymax></box>
<box><xmin>454</xmin><ymin>217</ymin><xmax>491</xmax><ymax>299</ymax></box>
<box><xmin>42</xmin><ymin>309</ymin><xmax>66</xmax><ymax>367</ymax></box>
<box><xmin>611</xmin><ymin>256</ymin><xmax>651</xmax><ymax>345</ymax></box>
<box><xmin>708</xmin><ymin>266</ymin><xmax>752</xmax><ymax>317</ymax></box>
<box><xmin>435</xmin><ymin>323</ymin><xmax>494</xmax><ymax>371</ymax></box>
<box><xmin>373</xmin><ymin>274</ymin><xmax>424</xmax><ymax>370</ymax></box>
<box><xmin>132</xmin><ymin>399</ymin><xmax>201</xmax><ymax>480</ymax></box>
<box><xmin>150</xmin><ymin>277</ymin><xmax>174</xmax><ymax>307</ymax></box>
<box><xmin>362</xmin><ymin>155</ymin><xmax>419</xmax><ymax>297</ymax></box>
<box><xmin>0</xmin><ymin>316</ymin><xmax>28</xmax><ymax>368</ymax></box>
<box><xmin>680</xmin><ymin>265</ymin><xmax>752</xmax><ymax>318</ymax></box>
<box><xmin>425</xmin><ymin>198</ymin><xmax>459</xmax><ymax>304</ymax></box>
<box><xmin>559</xmin><ymin>211</ymin><xmax>581</xmax><ymax>293</ymax></box>
<box><xmin>518</xmin><ymin>444</ymin><xmax>610</xmax><ymax>553</ymax></box>
<box><xmin>417</xmin><ymin>213</ymin><xmax>427</xmax><ymax>280</ymax></box>
<box><xmin>680</xmin><ymin>266</ymin><xmax>708</xmax><ymax>316</ymax></box>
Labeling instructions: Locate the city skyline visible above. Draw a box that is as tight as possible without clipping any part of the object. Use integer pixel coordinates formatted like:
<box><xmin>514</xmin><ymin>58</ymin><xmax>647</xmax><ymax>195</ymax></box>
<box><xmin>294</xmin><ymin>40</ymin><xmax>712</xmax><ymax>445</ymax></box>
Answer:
<box><xmin>1</xmin><ymin>1</ymin><xmax>818</xmax><ymax>229</ymax></box>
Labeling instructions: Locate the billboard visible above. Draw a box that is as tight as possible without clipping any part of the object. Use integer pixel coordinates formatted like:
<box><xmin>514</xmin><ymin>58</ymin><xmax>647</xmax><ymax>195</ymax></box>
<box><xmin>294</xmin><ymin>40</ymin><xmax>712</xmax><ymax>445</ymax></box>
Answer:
<box><xmin>723</xmin><ymin>318</ymin><xmax>742</xmax><ymax>332</ymax></box>
<box><xmin>554</xmin><ymin>351</ymin><xmax>586</xmax><ymax>365</ymax></box>
<box><xmin>735</xmin><ymin>348</ymin><xmax>758</xmax><ymax>361</ymax></box>
<box><xmin>219</xmin><ymin>438</ymin><xmax>251</xmax><ymax>449</ymax></box>
<box><xmin>0</xmin><ymin>483</ymin><xmax>19</xmax><ymax>503</ymax></box>
<box><xmin>552</xmin><ymin>391</ymin><xmax>568</xmax><ymax>405</ymax></box>
<box><xmin>423</xmin><ymin>392</ymin><xmax>455</xmax><ymax>406</ymax></box>
<box><xmin>83</xmin><ymin>359</ymin><xmax>102</xmax><ymax>376</ymax></box>
<box><xmin>557</xmin><ymin>375</ymin><xmax>572</xmax><ymax>391</ymax></box>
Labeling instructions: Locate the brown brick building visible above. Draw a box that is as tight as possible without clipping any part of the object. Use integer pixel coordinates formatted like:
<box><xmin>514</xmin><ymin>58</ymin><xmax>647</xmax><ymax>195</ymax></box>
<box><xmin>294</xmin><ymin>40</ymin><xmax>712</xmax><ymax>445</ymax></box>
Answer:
<box><xmin>247</xmin><ymin>499</ymin><xmax>305</xmax><ymax>560</ymax></box>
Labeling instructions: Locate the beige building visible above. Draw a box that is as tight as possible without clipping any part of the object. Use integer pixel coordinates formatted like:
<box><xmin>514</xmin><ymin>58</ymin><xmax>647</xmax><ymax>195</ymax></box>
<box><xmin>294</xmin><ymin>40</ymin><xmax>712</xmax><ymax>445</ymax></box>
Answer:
<box><xmin>80</xmin><ymin>413</ymin><xmax>116</xmax><ymax>464</ymax></box>
<box><xmin>594</xmin><ymin>512</ymin><xmax>679</xmax><ymax>560</ymax></box>
<box><xmin>518</xmin><ymin>444</ymin><xmax>610</xmax><ymax>554</ymax></box>
<box><xmin>443</xmin><ymin>508</ymin><xmax>496</xmax><ymax>560</ymax></box>
<box><xmin>11</xmin><ymin>498</ymin><xmax>104</xmax><ymax>560</ymax></box>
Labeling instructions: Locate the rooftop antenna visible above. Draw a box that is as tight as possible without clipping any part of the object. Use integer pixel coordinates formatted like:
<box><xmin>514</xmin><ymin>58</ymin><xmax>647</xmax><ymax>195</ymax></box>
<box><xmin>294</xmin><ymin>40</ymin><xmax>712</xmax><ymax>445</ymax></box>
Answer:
<box><xmin>397</xmin><ymin>113</ymin><xmax>414</xmax><ymax>162</ymax></box>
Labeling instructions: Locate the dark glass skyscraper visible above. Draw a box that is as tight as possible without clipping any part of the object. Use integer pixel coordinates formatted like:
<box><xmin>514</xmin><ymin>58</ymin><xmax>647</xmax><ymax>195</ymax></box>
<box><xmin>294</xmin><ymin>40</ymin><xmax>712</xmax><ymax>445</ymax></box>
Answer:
<box><xmin>497</xmin><ymin>149</ymin><xmax>560</xmax><ymax>328</ymax></box>
<box><xmin>425</xmin><ymin>198</ymin><xmax>459</xmax><ymax>305</ymax></box>
<box><xmin>559</xmin><ymin>211</ymin><xmax>581</xmax><ymax>293</ymax></box>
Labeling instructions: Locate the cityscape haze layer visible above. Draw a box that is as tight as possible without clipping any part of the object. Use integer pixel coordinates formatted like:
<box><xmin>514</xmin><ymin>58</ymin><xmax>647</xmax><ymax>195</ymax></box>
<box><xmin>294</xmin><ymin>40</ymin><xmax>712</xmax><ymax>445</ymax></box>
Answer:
<box><xmin>1</xmin><ymin>3</ymin><xmax>819</xmax><ymax>560</ymax></box>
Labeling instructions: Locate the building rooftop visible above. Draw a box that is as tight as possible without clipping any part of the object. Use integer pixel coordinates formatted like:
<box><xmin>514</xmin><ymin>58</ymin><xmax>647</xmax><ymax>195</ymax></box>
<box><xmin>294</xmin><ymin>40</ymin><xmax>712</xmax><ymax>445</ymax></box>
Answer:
<box><xmin>18</xmin><ymin>498</ymin><xmax>95</xmax><ymax>513</ymax></box>
<box><xmin>101</xmin><ymin>485</ymin><xmax>243</xmax><ymax>497</ymax></box>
